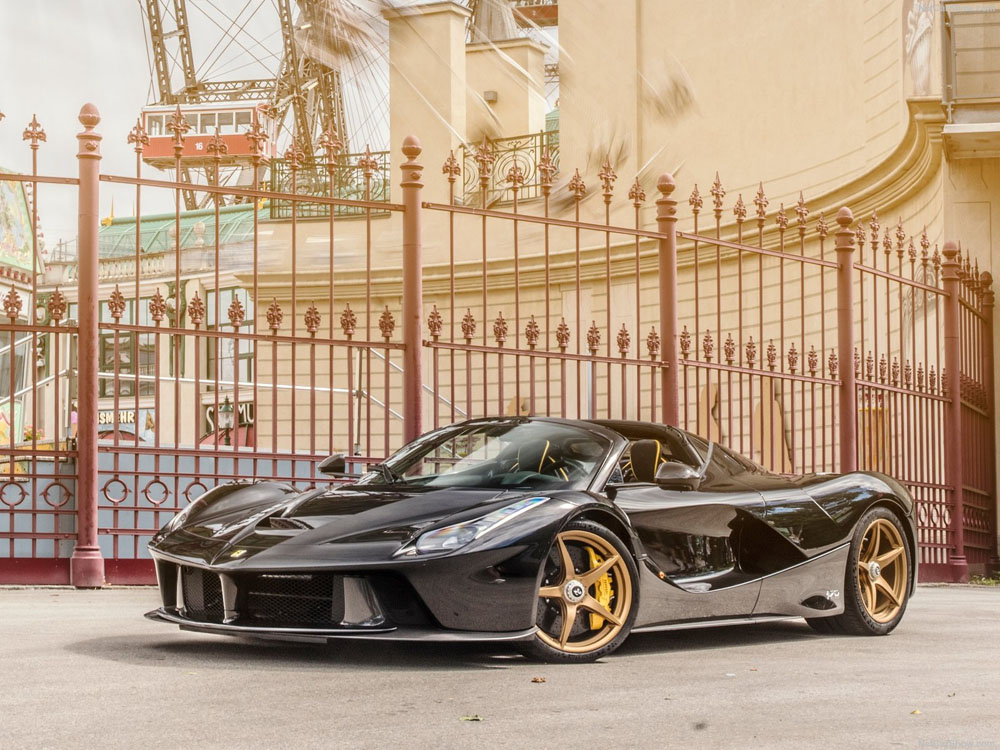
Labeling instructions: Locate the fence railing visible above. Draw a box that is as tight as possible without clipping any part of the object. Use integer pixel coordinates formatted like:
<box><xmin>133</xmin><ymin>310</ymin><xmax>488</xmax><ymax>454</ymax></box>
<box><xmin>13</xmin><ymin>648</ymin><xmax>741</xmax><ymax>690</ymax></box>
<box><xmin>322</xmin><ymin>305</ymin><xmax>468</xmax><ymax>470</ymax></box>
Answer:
<box><xmin>268</xmin><ymin>149</ymin><xmax>391</xmax><ymax>220</ymax></box>
<box><xmin>0</xmin><ymin>104</ymin><xmax>995</xmax><ymax>587</ymax></box>
<box><xmin>459</xmin><ymin>130</ymin><xmax>559</xmax><ymax>206</ymax></box>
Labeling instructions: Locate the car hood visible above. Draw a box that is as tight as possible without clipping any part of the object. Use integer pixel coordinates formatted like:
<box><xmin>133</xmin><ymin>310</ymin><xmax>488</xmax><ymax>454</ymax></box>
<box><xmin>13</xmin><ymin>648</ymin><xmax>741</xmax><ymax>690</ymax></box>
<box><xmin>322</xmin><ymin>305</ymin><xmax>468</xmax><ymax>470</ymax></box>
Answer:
<box><xmin>175</xmin><ymin>484</ymin><xmax>531</xmax><ymax>551</ymax></box>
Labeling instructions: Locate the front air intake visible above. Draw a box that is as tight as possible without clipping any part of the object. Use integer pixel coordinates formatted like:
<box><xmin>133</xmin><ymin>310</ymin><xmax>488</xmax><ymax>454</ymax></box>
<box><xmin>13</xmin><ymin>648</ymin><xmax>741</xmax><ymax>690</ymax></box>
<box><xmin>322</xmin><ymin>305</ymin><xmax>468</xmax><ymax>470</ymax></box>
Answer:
<box><xmin>180</xmin><ymin>567</ymin><xmax>225</xmax><ymax>623</ymax></box>
<box><xmin>244</xmin><ymin>573</ymin><xmax>345</xmax><ymax>627</ymax></box>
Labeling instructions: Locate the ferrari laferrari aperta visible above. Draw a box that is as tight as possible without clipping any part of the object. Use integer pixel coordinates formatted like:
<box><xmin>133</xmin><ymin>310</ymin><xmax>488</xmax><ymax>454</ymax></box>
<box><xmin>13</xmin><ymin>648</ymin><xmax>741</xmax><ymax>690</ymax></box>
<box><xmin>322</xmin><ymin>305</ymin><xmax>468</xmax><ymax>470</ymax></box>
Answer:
<box><xmin>147</xmin><ymin>417</ymin><xmax>916</xmax><ymax>662</ymax></box>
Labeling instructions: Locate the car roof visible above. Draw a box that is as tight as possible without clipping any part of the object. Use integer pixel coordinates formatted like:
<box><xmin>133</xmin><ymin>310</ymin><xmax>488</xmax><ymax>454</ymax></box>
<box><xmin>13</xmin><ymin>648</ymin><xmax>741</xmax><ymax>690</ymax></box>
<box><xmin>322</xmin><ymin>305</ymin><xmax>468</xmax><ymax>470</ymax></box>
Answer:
<box><xmin>587</xmin><ymin>419</ymin><xmax>685</xmax><ymax>441</ymax></box>
<box><xmin>451</xmin><ymin>416</ymin><xmax>628</xmax><ymax>445</ymax></box>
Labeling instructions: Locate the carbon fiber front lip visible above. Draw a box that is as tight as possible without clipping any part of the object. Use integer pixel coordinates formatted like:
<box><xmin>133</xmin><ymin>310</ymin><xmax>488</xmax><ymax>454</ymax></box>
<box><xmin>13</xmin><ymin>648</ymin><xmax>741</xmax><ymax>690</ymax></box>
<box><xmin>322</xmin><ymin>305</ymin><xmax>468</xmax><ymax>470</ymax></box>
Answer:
<box><xmin>145</xmin><ymin>608</ymin><xmax>538</xmax><ymax>643</ymax></box>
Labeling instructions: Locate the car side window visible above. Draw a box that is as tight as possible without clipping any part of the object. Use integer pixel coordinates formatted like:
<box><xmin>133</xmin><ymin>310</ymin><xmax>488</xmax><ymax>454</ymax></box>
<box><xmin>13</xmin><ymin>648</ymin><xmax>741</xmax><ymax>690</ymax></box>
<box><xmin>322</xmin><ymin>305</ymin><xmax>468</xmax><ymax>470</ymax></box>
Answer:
<box><xmin>685</xmin><ymin>434</ymin><xmax>711</xmax><ymax>467</ymax></box>
<box><xmin>716</xmin><ymin>444</ymin><xmax>764</xmax><ymax>475</ymax></box>
<box><xmin>710</xmin><ymin>446</ymin><xmax>750</xmax><ymax>476</ymax></box>
<box><xmin>683</xmin><ymin>435</ymin><xmax>746</xmax><ymax>481</ymax></box>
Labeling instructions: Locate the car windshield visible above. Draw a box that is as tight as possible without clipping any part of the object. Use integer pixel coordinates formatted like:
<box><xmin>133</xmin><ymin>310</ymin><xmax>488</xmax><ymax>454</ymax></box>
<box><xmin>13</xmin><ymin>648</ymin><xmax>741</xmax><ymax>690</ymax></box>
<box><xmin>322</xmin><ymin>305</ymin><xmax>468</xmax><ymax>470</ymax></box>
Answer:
<box><xmin>355</xmin><ymin>420</ymin><xmax>612</xmax><ymax>490</ymax></box>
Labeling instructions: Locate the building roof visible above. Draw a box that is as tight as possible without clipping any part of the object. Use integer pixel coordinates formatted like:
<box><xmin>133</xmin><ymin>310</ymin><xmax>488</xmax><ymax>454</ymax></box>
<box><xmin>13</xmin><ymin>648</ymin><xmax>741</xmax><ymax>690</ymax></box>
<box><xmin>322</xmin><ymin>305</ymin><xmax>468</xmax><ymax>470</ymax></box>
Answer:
<box><xmin>97</xmin><ymin>203</ymin><xmax>265</xmax><ymax>259</ymax></box>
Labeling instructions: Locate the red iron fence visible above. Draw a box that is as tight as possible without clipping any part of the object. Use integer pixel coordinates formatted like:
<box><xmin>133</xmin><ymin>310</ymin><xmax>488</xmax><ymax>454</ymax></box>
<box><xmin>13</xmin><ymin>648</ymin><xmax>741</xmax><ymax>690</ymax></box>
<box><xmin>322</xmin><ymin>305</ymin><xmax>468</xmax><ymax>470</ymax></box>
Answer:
<box><xmin>0</xmin><ymin>104</ymin><xmax>995</xmax><ymax>585</ymax></box>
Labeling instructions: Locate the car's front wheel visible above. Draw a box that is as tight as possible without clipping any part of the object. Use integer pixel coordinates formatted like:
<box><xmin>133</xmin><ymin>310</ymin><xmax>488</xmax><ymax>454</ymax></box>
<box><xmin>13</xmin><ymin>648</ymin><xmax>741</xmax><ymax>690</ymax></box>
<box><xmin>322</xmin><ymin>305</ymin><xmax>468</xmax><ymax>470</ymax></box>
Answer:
<box><xmin>520</xmin><ymin>519</ymin><xmax>638</xmax><ymax>663</ymax></box>
<box><xmin>807</xmin><ymin>506</ymin><xmax>912</xmax><ymax>636</ymax></box>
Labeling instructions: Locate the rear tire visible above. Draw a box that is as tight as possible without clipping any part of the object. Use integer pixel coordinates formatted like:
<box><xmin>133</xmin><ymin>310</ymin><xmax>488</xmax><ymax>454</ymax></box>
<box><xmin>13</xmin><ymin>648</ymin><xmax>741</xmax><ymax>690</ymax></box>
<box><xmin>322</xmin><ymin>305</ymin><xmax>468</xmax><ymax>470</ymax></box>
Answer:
<box><xmin>806</xmin><ymin>506</ymin><xmax>912</xmax><ymax>636</ymax></box>
<box><xmin>519</xmin><ymin>519</ymin><xmax>638</xmax><ymax>663</ymax></box>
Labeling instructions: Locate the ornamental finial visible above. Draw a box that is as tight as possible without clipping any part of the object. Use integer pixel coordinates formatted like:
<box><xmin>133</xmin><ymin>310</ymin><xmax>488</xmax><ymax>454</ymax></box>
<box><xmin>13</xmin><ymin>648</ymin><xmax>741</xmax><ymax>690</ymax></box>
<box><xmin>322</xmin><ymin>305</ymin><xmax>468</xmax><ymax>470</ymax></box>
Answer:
<box><xmin>628</xmin><ymin>178</ymin><xmax>646</xmax><ymax>206</ymax></box>
<box><xmin>427</xmin><ymin>305</ymin><xmax>443</xmax><ymax>340</ymax></box>
<box><xmin>688</xmin><ymin>184</ymin><xmax>703</xmax><ymax>213</ymax></box>
<box><xmin>733</xmin><ymin>194</ymin><xmax>747</xmax><ymax>223</ymax></box>
<box><xmin>442</xmin><ymin>150</ymin><xmax>461</xmax><ymax>182</ymax></box>
<box><xmin>598</xmin><ymin>156</ymin><xmax>616</xmax><ymax>199</ymax></box>
<box><xmin>304</xmin><ymin>303</ymin><xmax>321</xmax><ymax>334</ymax></box>
<box><xmin>378</xmin><ymin>306</ymin><xmax>395</xmax><ymax>340</ymax></box>
<box><xmin>538</xmin><ymin>148</ymin><xmax>557</xmax><ymax>188</ymax></box>
<box><xmin>266</xmin><ymin>298</ymin><xmax>283</xmax><ymax>332</ymax></box>
<box><xmin>461</xmin><ymin>309</ymin><xmax>476</xmax><ymax>341</ymax></box>
<box><xmin>795</xmin><ymin>192</ymin><xmax>809</xmax><ymax>228</ymax></box>
<box><xmin>188</xmin><ymin>292</ymin><xmax>205</xmax><ymax>327</ymax></box>
<box><xmin>23</xmin><ymin>114</ymin><xmax>46</xmax><ymax>148</ymax></box>
<box><xmin>710</xmin><ymin>172</ymin><xmax>725</xmax><ymax>215</ymax></box>
<box><xmin>127</xmin><ymin>117</ymin><xmax>148</xmax><ymax>153</ymax></box>
<box><xmin>753</xmin><ymin>183</ymin><xmax>768</xmax><ymax>221</ymax></box>
<box><xmin>340</xmin><ymin>304</ymin><xmax>357</xmax><ymax>338</ymax></box>
<box><xmin>617</xmin><ymin>324</ymin><xmax>630</xmax><ymax>357</ymax></box>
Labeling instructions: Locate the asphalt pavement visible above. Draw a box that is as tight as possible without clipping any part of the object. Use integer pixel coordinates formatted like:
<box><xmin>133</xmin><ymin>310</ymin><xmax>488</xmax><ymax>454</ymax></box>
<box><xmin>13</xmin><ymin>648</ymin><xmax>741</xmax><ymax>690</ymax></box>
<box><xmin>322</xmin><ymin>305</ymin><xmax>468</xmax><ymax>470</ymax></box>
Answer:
<box><xmin>1</xmin><ymin>585</ymin><xmax>998</xmax><ymax>750</ymax></box>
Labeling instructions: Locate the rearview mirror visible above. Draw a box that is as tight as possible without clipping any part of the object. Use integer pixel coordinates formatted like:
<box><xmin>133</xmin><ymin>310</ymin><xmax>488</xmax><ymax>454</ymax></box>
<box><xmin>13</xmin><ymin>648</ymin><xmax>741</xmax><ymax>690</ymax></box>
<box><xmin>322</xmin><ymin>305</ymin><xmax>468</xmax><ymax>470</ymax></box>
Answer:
<box><xmin>317</xmin><ymin>453</ymin><xmax>347</xmax><ymax>475</ymax></box>
<box><xmin>654</xmin><ymin>461</ymin><xmax>701</xmax><ymax>491</ymax></box>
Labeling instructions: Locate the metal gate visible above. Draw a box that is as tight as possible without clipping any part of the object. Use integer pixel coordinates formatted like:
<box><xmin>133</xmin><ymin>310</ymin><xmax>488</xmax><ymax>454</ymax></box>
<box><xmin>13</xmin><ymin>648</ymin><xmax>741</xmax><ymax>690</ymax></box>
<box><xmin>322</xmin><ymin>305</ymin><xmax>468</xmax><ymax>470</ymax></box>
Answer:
<box><xmin>0</xmin><ymin>105</ymin><xmax>995</xmax><ymax>585</ymax></box>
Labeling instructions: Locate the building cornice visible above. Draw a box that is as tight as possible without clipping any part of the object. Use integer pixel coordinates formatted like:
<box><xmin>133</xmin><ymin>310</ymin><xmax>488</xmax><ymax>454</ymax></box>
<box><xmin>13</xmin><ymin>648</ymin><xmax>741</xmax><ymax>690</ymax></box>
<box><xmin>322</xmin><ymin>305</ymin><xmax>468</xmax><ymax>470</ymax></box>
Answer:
<box><xmin>248</xmin><ymin>98</ymin><xmax>951</xmax><ymax>303</ymax></box>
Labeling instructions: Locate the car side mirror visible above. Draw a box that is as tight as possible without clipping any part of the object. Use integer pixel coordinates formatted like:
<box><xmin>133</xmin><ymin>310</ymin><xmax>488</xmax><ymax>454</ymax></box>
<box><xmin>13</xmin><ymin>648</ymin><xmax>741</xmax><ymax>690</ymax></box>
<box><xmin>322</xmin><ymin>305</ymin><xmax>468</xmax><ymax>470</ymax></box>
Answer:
<box><xmin>317</xmin><ymin>453</ymin><xmax>347</xmax><ymax>475</ymax></box>
<box><xmin>654</xmin><ymin>461</ymin><xmax>701</xmax><ymax>491</ymax></box>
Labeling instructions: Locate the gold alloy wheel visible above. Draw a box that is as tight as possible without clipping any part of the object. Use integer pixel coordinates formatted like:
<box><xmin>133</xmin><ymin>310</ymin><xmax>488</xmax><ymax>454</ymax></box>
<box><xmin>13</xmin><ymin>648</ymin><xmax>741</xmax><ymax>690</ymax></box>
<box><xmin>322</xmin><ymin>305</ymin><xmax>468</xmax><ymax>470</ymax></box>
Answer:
<box><xmin>857</xmin><ymin>518</ymin><xmax>908</xmax><ymax>623</ymax></box>
<box><xmin>536</xmin><ymin>529</ymin><xmax>632</xmax><ymax>654</ymax></box>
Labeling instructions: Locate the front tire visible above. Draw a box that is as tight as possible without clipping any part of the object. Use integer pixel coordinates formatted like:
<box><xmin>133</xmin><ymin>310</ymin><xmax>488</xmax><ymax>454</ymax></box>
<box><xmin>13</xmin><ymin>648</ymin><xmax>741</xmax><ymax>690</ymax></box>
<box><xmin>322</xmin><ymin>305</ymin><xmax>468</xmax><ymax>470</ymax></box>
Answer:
<box><xmin>806</xmin><ymin>506</ymin><xmax>912</xmax><ymax>636</ymax></box>
<box><xmin>520</xmin><ymin>519</ymin><xmax>638</xmax><ymax>663</ymax></box>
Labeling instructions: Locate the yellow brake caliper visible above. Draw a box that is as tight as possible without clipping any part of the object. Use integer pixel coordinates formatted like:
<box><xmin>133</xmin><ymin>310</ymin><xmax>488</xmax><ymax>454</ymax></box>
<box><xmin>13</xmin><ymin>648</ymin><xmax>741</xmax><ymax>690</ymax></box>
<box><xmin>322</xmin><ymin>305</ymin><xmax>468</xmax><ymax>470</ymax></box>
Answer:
<box><xmin>586</xmin><ymin>546</ymin><xmax>614</xmax><ymax>630</ymax></box>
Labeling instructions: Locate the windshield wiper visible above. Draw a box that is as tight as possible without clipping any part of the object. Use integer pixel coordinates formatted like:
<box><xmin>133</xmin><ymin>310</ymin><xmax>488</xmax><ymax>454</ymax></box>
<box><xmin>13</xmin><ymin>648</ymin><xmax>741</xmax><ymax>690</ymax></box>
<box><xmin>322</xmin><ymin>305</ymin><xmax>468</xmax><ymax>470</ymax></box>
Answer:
<box><xmin>371</xmin><ymin>462</ymin><xmax>401</xmax><ymax>484</ymax></box>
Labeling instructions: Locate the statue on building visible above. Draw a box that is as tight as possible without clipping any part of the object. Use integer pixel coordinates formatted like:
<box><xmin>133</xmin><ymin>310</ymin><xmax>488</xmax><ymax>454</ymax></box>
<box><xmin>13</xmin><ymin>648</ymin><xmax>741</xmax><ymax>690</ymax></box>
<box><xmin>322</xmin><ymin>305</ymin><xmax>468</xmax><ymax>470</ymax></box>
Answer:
<box><xmin>469</xmin><ymin>0</ymin><xmax>519</xmax><ymax>43</ymax></box>
<box><xmin>905</xmin><ymin>3</ymin><xmax>934</xmax><ymax>96</ymax></box>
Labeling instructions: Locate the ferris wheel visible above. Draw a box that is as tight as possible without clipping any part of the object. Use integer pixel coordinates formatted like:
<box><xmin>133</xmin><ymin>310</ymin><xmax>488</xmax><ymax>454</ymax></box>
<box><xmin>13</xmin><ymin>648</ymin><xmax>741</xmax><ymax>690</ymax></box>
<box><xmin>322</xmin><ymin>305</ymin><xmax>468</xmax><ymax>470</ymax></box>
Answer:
<box><xmin>138</xmin><ymin>1</ymin><xmax>558</xmax><ymax>209</ymax></box>
<box><xmin>139</xmin><ymin>0</ymin><xmax>390</xmax><ymax>209</ymax></box>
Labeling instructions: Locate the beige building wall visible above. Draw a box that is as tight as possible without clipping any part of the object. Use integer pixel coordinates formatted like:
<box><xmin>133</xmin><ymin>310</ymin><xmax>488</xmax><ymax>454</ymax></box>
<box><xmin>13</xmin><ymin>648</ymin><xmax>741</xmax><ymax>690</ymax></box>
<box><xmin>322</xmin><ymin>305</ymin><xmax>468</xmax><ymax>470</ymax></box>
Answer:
<box><xmin>465</xmin><ymin>39</ymin><xmax>547</xmax><ymax>141</ymax></box>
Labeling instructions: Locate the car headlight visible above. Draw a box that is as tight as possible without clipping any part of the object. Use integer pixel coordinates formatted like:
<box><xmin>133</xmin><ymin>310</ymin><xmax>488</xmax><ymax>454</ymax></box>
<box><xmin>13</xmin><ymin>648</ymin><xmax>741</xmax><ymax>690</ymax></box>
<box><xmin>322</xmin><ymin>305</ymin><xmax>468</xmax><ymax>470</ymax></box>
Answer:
<box><xmin>401</xmin><ymin>496</ymin><xmax>549</xmax><ymax>556</ymax></box>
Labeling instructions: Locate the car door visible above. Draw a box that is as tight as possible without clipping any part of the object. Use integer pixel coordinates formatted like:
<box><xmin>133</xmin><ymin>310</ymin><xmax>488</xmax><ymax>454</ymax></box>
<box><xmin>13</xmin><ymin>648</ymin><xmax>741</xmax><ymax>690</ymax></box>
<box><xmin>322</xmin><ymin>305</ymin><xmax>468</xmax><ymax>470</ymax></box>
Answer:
<box><xmin>611</xmin><ymin>434</ymin><xmax>767</xmax><ymax>628</ymax></box>
<box><xmin>730</xmin><ymin>458</ymin><xmax>851</xmax><ymax>617</ymax></box>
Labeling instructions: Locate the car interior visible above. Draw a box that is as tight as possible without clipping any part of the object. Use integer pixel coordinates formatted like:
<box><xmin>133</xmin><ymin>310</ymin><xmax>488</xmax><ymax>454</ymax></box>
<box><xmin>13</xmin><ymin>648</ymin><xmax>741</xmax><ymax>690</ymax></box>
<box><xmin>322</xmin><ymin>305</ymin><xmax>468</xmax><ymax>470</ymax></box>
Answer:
<box><xmin>591</xmin><ymin>421</ymin><xmax>701</xmax><ymax>485</ymax></box>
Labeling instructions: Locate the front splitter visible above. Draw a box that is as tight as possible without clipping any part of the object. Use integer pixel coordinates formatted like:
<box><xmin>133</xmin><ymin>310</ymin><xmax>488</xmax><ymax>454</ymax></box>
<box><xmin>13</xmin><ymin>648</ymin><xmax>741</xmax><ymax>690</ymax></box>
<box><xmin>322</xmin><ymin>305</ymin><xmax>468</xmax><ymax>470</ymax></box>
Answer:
<box><xmin>145</xmin><ymin>608</ymin><xmax>537</xmax><ymax>644</ymax></box>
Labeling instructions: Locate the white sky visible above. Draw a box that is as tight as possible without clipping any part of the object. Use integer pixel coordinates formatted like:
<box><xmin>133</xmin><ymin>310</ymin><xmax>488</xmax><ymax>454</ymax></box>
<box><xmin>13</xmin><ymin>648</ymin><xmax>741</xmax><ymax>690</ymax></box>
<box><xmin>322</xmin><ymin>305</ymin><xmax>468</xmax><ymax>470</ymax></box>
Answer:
<box><xmin>1</xmin><ymin>1</ymin><xmax>156</xmax><ymax>246</ymax></box>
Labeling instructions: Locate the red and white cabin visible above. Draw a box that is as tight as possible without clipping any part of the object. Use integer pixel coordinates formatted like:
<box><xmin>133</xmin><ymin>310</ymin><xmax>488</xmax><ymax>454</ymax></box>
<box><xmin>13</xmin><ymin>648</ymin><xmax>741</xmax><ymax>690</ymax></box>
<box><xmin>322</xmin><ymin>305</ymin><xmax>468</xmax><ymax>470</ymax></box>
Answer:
<box><xmin>140</xmin><ymin>102</ymin><xmax>277</xmax><ymax>168</ymax></box>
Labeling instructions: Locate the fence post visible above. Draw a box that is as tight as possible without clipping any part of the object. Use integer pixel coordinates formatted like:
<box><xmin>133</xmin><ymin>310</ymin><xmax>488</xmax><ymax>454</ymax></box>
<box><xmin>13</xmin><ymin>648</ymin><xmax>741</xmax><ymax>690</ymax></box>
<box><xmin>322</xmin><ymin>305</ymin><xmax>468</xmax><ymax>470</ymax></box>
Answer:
<box><xmin>941</xmin><ymin>240</ymin><xmax>967</xmax><ymax>582</ymax></box>
<box><xmin>400</xmin><ymin>135</ymin><xmax>424</xmax><ymax>444</ymax></box>
<box><xmin>835</xmin><ymin>207</ymin><xmax>857</xmax><ymax>473</ymax></box>
<box><xmin>656</xmin><ymin>173</ymin><xmax>679</xmax><ymax>426</ymax></box>
<box><xmin>983</xmin><ymin>273</ymin><xmax>999</xmax><ymax>572</ymax></box>
<box><xmin>70</xmin><ymin>104</ymin><xmax>104</xmax><ymax>588</ymax></box>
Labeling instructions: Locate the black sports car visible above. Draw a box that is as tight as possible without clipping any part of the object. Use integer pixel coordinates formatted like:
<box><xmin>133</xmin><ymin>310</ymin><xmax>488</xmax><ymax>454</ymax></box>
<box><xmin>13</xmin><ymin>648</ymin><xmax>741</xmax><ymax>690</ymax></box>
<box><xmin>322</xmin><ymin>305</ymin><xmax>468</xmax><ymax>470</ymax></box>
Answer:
<box><xmin>146</xmin><ymin>417</ymin><xmax>916</xmax><ymax>662</ymax></box>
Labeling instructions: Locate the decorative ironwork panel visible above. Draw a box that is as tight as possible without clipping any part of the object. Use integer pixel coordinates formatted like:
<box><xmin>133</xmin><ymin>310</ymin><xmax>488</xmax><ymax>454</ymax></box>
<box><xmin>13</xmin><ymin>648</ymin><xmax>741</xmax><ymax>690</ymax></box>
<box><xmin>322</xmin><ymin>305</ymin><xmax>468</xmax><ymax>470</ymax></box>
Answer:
<box><xmin>269</xmin><ymin>151</ymin><xmax>391</xmax><ymax>220</ymax></box>
<box><xmin>459</xmin><ymin>130</ymin><xmax>560</xmax><ymax>206</ymax></box>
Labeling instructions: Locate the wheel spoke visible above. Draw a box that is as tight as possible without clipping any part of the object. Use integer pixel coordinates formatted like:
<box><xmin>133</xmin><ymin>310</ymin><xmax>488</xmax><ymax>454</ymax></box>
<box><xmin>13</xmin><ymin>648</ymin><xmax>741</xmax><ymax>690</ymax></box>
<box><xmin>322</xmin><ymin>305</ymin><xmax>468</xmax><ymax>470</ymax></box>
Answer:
<box><xmin>876</xmin><ymin>545</ymin><xmax>905</xmax><ymax>569</ymax></box>
<box><xmin>857</xmin><ymin>559</ymin><xmax>868</xmax><ymax>577</ymax></box>
<box><xmin>874</xmin><ymin>577</ymin><xmax>901</xmax><ymax>607</ymax></box>
<box><xmin>580</xmin><ymin>595</ymin><xmax>622</xmax><ymax>627</ymax></box>
<box><xmin>556</xmin><ymin>536</ymin><xmax>575</xmax><ymax>583</ymax></box>
<box><xmin>864</xmin><ymin>523</ymin><xmax>881</xmax><ymax>562</ymax></box>
<box><xmin>539</xmin><ymin>585</ymin><xmax>562</xmax><ymax>599</ymax></box>
<box><xmin>559</xmin><ymin>602</ymin><xmax>578</xmax><ymax>646</ymax></box>
<box><xmin>580</xmin><ymin>554</ymin><xmax>620</xmax><ymax>587</ymax></box>
<box><xmin>865</xmin><ymin>577</ymin><xmax>878</xmax><ymax>612</ymax></box>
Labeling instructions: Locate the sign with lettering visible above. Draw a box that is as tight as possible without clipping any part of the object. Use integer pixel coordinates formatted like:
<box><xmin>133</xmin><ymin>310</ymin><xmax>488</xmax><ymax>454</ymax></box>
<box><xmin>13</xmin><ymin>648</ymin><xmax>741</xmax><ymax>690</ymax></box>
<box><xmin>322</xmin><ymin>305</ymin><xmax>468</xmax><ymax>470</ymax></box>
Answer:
<box><xmin>204</xmin><ymin>401</ymin><xmax>255</xmax><ymax>432</ymax></box>
<box><xmin>98</xmin><ymin>408</ymin><xmax>156</xmax><ymax>442</ymax></box>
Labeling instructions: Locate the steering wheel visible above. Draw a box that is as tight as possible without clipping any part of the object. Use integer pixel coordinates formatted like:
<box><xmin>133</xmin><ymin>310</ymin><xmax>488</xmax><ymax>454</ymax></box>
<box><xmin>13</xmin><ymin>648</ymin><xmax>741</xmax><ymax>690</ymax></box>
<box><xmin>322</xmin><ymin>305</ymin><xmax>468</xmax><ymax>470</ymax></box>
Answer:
<box><xmin>542</xmin><ymin>457</ymin><xmax>586</xmax><ymax>482</ymax></box>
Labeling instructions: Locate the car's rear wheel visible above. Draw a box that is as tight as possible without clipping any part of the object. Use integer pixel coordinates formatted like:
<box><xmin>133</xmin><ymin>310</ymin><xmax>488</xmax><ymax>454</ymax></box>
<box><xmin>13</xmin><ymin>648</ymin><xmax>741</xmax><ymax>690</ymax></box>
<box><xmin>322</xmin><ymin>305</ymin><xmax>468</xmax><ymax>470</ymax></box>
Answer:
<box><xmin>806</xmin><ymin>506</ymin><xmax>912</xmax><ymax>636</ymax></box>
<box><xmin>519</xmin><ymin>519</ymin><xmax>638</xmax><ymax>663</ymax></box>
